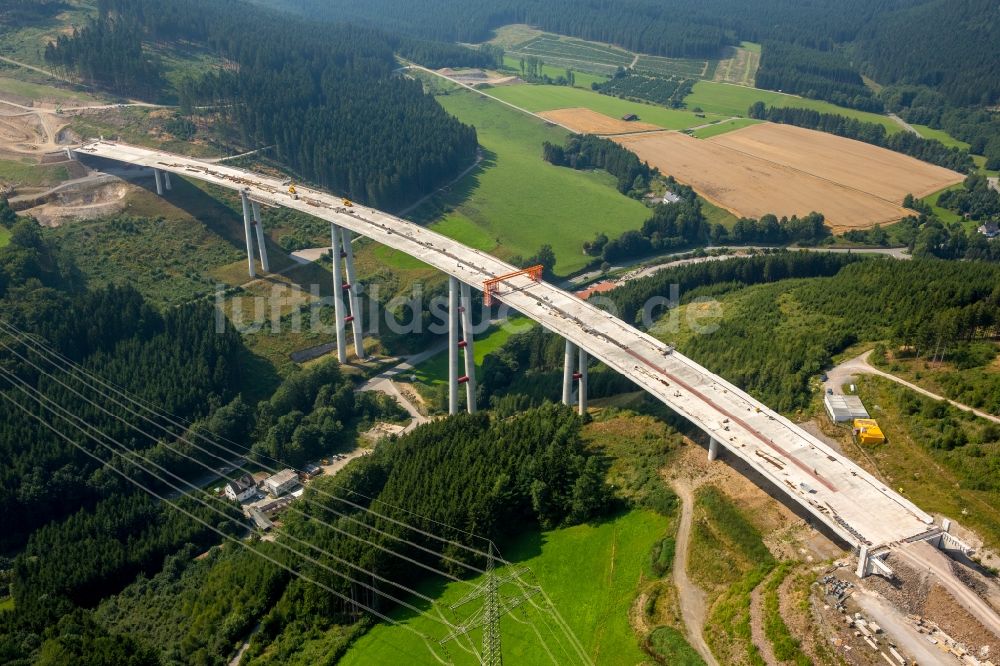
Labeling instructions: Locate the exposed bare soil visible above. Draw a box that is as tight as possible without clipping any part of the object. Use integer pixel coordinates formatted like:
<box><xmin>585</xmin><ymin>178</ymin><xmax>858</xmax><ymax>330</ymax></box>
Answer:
<box><xmin>536</xmin><ymin>107</ymin><xmax>664</xmax><ymax>135</ymax></box>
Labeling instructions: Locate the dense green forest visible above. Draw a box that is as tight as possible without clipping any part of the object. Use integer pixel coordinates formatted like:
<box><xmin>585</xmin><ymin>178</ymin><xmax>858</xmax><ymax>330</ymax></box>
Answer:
<box><xmin>45</xmin><ymin>0</ymin><xmax>479</xmax><ymax>210</ymax></box>
<box><xmin>755</xmin><ymin>42</ymin><xmax>882</xmax><ymax>112</ymax></box>
<box><xmin>265</xmin><ymin>0</ymin><xmax>997</xmax><ymax>108</ymax></box>
<box><xmin>748</xmin><ymin>103</ymin><xmax>974</xmax><ymax>172</ymax></box>
<box><xmin>855</xmin><ymin>0</ymin><xmax>1000</xmax><ymax>107</ymax></box>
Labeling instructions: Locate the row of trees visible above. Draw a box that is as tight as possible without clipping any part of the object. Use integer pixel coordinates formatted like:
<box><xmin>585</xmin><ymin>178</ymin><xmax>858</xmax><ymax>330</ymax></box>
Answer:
<box><xmin>47</xmin><ymin>0</ymin><xmax>480</xmax><ymax>211</ymax></box>
<box><xmin>542</xmin><ymin>134</ymin><xmax>653</xmax><ymax>196</ymax></box>
<box><xmin>748</xmin><ymin>102</ymin><xmax>975</xmax><ymax>172</ymax></box>
<box><xmin>881</xmin><ymin>85</ymin><xmax>1000</xmax><ymax>170</ymax></box>
<box><xmin>756</xmin><ymin>41</ymin><xmax>882</xmax><ymax>112</ymax></box>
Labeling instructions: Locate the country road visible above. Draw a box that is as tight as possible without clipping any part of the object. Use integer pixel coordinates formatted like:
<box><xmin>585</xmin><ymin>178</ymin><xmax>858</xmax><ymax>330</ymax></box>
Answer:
<box><xmin>670</xmin><ymin>479</ymin><xmax>719</xmax><ymax>666</ymax></box>
<box><xmin>825</xmin><ymin>350</ymin><xmax>1000</xmax><ymax>425</ymax></box>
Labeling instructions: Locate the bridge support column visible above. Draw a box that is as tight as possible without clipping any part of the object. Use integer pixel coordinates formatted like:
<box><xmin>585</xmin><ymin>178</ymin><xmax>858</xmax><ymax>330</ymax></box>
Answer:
<box><xmin>339</xmin><ymin>228</ymin><xmax>365</xmax><ymax>360</ymax></box>
<box><xmin>562</xmin><ymin>339</ymin><xmax>577</xmax><ymax>406</ymax></box>
<box><xmin>460</xmin><ymin>282</ymin><xmax>477</xmax><ymax>414</ymax></box>
<box><xmin>251</xmin><ymin>202</ymin><xmax>270</xmax><ymax>273</ymax></box>
<box><xmin>577</xmin><ymin>348</ymin><xmax>588</xmax><ymax>415</ymax></box>
<box><xmin>708</xmin><ymin>437</ymin><xmax>720</xmax><ymax>461</ymax></box>
<box><xmin>448</xmin><ymin>277</ymin><xmax>460</xmax><ymax>415</ymax></box>
<box><xmin>855</xmin><ymin>545</ymin><xmax>870</xmax><ymax>578</ymax></box>
<box><xmin>163</xmin><ymin>171</ymin><xmax>172</xmax><ymax>191</ymax></box>
<box><xmin>329</xmin><ymin>224</ymin><xmax>347</xmax><ymax>363</ymax></box>
<box><xmin>240</xmin><ymin>190</ymin><xmax>256</xmax><ymax>279</ymax></box>
<box><xmin>153</xmin><ymin>169</ymin><xmax>164</xmax><ymax>195</ymax></box>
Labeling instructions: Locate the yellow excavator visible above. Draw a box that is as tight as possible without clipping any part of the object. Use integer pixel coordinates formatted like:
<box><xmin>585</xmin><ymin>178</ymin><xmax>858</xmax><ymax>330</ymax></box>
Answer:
<box><xmin>343</xmin><ymin>198</ymin><xmax>353</xmax><ymax>207</ymax></box>
<box><xmin>288</xmin><ymin>184</ymin><xmax>298</xmax><ymax>199</ymax></box>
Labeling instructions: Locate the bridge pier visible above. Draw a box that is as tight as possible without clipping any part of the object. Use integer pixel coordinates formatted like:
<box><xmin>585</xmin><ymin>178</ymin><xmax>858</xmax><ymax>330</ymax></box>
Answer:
<box><xmin>708</xmin><ymin>437</ymin><xmax>720</xmax><ymax>461</ymax></box>
<box><xmin>153</xmin><ymin>168</ymin><xmax>164</xmax><ymax>196</ymax></box>
<box><xmin>329</xmin><ymin>224</ymin><xmax>347</xmax><ymax>363</ymax></box>
<box><xmin>329</xmin><ymin>223</ymin><xmax>364</xmax><ymax>363</ymax></box>
<box><xmin>460</xmin><ymin>282</ymin><xmax>477</xmax><ymax>414</ymax></box>
<box><xmin>562</xmin><ymin>339</ymin><xmax>577</xmax><ymax>406</ymax></box>
<box><xmin>448</xmin><ymin>277</ymin><xmax>460</xmax><ymax>415</ymax></box>
<box><xmin>163</xmin><ymin>171</ymin><xmax>172</xmax><ymax>191</ymax></box>
<box><xmin>240</xmin><ymin>190</ymin><xmax>257</xmax><ymax>279</ymax></box>
<box><xmin>250</xmin><ymin>201</ymin><xmax>270</xmax><ymax>273</ymax></box>
<box><xmin>577</xmin><ymin>347</ymin><xmax>588</xmax><ymax>415</ymax></box>
<box><xmin>340</xmin><ymin>228</ymin><xmax>365</xmax><ymax>360</ymax></box>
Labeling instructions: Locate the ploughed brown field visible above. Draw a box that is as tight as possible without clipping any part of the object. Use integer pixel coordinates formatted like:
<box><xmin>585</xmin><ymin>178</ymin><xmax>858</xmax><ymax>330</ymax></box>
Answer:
<box><xmin>536</xmin><ymin>107</ymin><xmax>662</xmax><ymax>135</ymax></box>
<box><xmin>608</xmin><ymin>121</ymin><xmax>966</xmax><ymax>232</ymax></box>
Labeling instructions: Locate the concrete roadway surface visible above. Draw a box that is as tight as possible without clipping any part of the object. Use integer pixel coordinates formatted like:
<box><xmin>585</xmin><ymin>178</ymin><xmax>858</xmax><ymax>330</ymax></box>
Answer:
<box><xmin>79</xmin><ymin>140</ymin><xmax>937</xmax><ymax>554</ymax></box>
<box><xmin>825</xmin><ymin>350</ymin><xmax>1000</xmax><ymax>425</ymax></box>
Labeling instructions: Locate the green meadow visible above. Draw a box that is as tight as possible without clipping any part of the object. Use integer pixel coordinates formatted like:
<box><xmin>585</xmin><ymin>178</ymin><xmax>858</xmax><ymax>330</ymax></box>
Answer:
<box><xmin>487</xmin><ymin>84</ymin><xmax>726</xmax><ymax>129</ymax></box>
<box><xmin>407</xmin><ymin>89</ymin><xmax>652</xmax><ymax>275</ymax></box>
<box><xmin>339</xmin><ymin>509</ymin><xmax>665</xmax><ymax>665</ymax></box>
<box><xmin>685</xmin><ymin>80</ymin><xmax>901</xmax><ymax>132</ymax></box>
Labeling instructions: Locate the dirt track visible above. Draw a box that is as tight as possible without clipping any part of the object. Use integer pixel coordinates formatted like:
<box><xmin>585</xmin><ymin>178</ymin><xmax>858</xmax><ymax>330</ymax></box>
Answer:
<box><xmin>670</xmin><ymin>478</ymin><xmax>719</xmax><ymax>666</ymax></box>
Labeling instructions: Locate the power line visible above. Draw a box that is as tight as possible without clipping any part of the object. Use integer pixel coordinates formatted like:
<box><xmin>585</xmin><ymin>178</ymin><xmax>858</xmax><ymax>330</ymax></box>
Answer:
<box><xmin>0</xmin><ymin>321</ymin><xmax>591</xmax><ymax>664</ymax></box>
<box><xmin>0</xmin><ymin>380</ymin><xmax>457</xmax><ymax>666</ymax></box>
<box><xmin>0</xmin><ymin>320</ymin><xmax>499</xmax><ymax>571</ymax></box>
<box><xmin>0</xmin><ymin>366</ymin><xmax>462</xmax><ymax>636</ymax></box>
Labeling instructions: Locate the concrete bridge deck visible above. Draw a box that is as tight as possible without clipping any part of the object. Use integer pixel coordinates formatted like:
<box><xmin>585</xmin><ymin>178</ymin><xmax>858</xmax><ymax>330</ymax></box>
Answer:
<box><xmin>77</xmin><ymin>140</ymin><xmax>934</xmax><ymax>551</ymax></box>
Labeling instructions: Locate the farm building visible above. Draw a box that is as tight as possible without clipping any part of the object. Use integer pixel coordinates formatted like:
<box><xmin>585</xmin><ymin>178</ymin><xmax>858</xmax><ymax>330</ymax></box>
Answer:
<box><xmin>978</xmin><ymin>221</ymin><xmax>999</xmax><ymax>238</ymax></box>
<box><xmin>854</xmin><ymin>419</ymin><xmax>886</xmax><ymax>444</ymax></box>
<box><xmin>824</xmin><ymin>394</ymin><xmax>869</xmax><ymax>422</ymax></box>
<box><xmin>621</xmin><ymin>113</ymin><xmax>638</xmax><ymax>121</ymax></box>
<box><xmin>264</xmin><ymin>469</ymin><xmax>299</xmax><ymax>497</ymax></box>
<box><xmin>224</xmin><ymin>474</ymin><xmax>257</xmax><ymax>502</ymax></box>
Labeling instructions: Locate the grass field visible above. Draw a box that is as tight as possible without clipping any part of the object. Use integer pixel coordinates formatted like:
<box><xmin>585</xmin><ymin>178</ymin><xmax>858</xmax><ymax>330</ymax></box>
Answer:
<box><xmin>0</xmin><ymin>225</ymin><xmax>10</xmax><ymax>248</ymax></box>
<box><xmin>500</xmin><ymin>56</ymin><xmax>606</xmax><ymax>89</ymax></box>
<box><xmin>685</xmin><ymin>81</ymin><xmax>901</xmax><ymax>133</ymax></box>
<box><xmin>911</xmin><ymin>124</ymin><xmax>971</xmax><ymax>150</ymax></box>
<box><xmin>691</xmin><ymin>117</ymin><xmax>761</xmax><ymax>139</ymax></box>
<box><xmin>406</xmin><ymin>89</ymin><xmax>651</xmax><ymax>275</ymax></box>
<box><xmin>922</xmin><ymin>184</ymin><xmax>965</xmax><ymax>224</ymax></box>
<box><xmin>0</xmin><ymin>75</ymin><xmax>102</xmax><ymax>105</ymax></box>
<box><xmin>410</xmin><ymin>322</ymin><xmax>521</xmax><ymax>386</ymax></box>
<box><xmin>487</xmin><ymin>84</ymin><xmax>726</xmax><ymax>130</ymax></box>
<box><xmin>0</xmin><ymin>158</ymin><xmax>71</xmax><ymax>188</ymax></box>
<box><xmin>711</xmin><ymin>43</ymin><xmax>759</xmax><ymax>87</ymax></box>
<box><xmin>0</xmin><ymin>1</ymin><xmax>95</xmax><ymax>69</ymax></box>
<box><xmin>339</xmin><ymin>509</ymin><xmax>665</xmax><ymax>665</ymax></box>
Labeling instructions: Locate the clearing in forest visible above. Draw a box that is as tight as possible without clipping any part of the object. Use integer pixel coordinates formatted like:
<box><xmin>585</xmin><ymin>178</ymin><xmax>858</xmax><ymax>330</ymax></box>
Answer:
<box><xmin>614</xmin><ymin>123</ymin><xmax>964</xmax><ymax>232</ymax></box>
<box><xmin>536</xmin><ymin>107</ymin><xmax>663</xmax><ymax>135</ymax></box>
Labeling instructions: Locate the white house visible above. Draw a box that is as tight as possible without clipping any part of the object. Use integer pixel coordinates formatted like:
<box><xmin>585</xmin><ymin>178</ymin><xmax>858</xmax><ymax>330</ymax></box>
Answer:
<box><xmin>224</xmin><ymin>474</ymin><xmax>257</xmax><ymax>502</ymax></box>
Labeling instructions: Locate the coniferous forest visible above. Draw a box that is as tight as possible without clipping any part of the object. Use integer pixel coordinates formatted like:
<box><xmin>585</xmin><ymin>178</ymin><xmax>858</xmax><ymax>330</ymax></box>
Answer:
<box><xmin>45</xmin><ymin>0</ymin><xmax>479</xmax><ymax>210</ymax></box>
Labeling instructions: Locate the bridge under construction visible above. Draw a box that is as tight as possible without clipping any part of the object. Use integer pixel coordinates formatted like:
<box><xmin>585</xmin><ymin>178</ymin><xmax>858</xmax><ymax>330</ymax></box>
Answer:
<box><xmin>75</xmin><ymin>140</ymin><xmax>948</xmax><ymax>576</ymax></box>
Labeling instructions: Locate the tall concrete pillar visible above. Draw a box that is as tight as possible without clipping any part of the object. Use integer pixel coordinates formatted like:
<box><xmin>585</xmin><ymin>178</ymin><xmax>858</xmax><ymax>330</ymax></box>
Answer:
<box><xmin>577</xmin><ymin>348</ymin><xmax>588</xmax><ymax>415</ymax></box>
<box><xmin>448</xmin><ymin>277</ymin><xmax>460</xmax><ymax>416</ymax></box>
<box><xmin>330</xmin><ymin>224</ymin><xmax>347</xmax><ymax>363</ymax></box>
<box><xmin>153</xmin><ymin>169</ymin><xmax>164</xmax><ymax>195</ymax></box>
<box><xmin>708</xmin><ymin>437</ymin><xmax>719</xmax><ymax>461</ymax></box>
<box><xmin>460</xmin><ymin>282</ymin><xmax>477</xmax><ymax>414</ymax></box>
<box><xmin>562</xmin><ymin>339</ymin><xmax>576</xmax><ymax>406</ymax></box>
<box><xmin>340</xmin><ymin>229</ymin><xmax>365</xmax><ymax>360</ymax></box>
<box><xmin>163</xmin><ymin>171</ymin><xmax>172</xmax><ymax>191</ymax></box>
<box><xmin>240</xmin><ymin>191</ymin><xmax>256</xmax><ymax>278</ymax></box>
<box><xmin>855</xmin><ymin>544</ymin><xmax>870</xmax><ymax>578</ymax></box>
<box><xmin>65</xmin><ymin>147</ymin><xmax>74</xmax><ymax>160</ymax></box>
<box><xmin>251</xmin><ymin>201</ymin><xmax>270</xmax><ymax>273</ymax></box>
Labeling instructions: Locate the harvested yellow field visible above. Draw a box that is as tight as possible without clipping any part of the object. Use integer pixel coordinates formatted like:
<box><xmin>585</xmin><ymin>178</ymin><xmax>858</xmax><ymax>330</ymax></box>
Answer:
<box><xmin>537</xmin><ymin>107</ymin><xmax>662</xmax><ymax>135</ymax></box>
<box><xmin>710</xmin><ymin>123</ymin><xmax>964</xmax><ymax>200</ymax></box>
<box><xmin>615</xmin><ymin>124</ymin><xmax>964</xmax><ymax>232</ymax></box>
